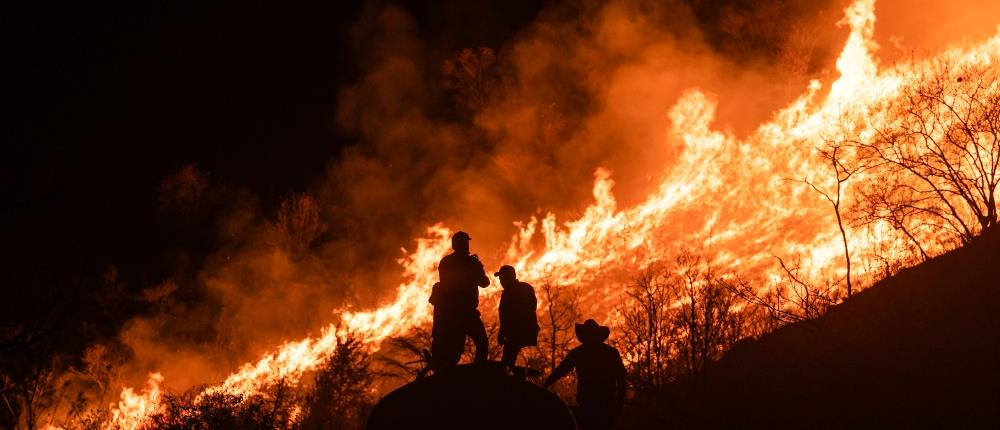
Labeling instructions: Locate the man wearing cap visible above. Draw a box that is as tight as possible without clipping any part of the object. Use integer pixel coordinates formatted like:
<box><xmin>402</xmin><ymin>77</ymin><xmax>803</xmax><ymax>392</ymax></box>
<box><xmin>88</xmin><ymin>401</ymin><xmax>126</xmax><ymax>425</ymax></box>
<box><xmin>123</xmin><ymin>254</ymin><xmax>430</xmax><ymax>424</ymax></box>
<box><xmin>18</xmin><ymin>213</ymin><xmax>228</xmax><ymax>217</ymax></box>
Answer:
<box><xmin>430</xmin><ymin>231</ymin><xmax>491</xmax><ymax>371</ymax></box>
<box><xmin>543</xmin><ymin>319</ymin><xmax>627</xmax><ymax>430</ymax></box>
<box><xmin>495</xmin><ymin>265</ymin><xmax>539</xmax><ymax>375</ymax></box>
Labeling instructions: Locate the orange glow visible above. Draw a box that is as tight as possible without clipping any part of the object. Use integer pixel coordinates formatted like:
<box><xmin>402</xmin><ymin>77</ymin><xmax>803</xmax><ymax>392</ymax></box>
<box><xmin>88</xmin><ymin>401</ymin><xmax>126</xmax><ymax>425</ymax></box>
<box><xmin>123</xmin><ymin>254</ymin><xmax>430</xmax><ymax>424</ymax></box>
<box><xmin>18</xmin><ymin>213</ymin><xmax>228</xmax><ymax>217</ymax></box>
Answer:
<box><xmin>104</xmin><ymin>373</ymin><xmax>163</xmax><ymax>430</ymax></box>
<box><xmin>103</xmin><ymin>0</ymin><xmax>1000</xmax><ymax>427</ymax></box>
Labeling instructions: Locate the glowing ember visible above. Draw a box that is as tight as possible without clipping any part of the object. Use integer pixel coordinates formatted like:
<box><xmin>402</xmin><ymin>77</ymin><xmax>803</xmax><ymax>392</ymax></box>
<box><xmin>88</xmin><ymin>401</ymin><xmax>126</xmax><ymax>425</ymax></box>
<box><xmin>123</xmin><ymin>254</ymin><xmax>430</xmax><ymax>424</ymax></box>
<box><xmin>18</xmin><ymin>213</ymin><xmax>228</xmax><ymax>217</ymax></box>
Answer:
<box><xmin>104</xmin><ymin>0</ymin><xmax>1000</xmax><ymax>427</ymax></box>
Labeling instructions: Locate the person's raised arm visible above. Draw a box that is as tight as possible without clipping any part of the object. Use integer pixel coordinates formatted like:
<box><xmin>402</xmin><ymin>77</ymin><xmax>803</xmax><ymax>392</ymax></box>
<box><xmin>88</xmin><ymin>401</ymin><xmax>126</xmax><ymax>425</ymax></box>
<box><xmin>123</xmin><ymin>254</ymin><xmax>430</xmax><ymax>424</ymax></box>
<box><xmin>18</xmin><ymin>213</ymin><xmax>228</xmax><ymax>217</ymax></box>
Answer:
<box><xmin>473</xmin><ymin>257</ymin><xmax>490</xmax><ymax>288</ymax></box>
<box><xmin>543</xmin><ymin>350</ymin><xmax>576</xmax><ymax>388</ymax></box>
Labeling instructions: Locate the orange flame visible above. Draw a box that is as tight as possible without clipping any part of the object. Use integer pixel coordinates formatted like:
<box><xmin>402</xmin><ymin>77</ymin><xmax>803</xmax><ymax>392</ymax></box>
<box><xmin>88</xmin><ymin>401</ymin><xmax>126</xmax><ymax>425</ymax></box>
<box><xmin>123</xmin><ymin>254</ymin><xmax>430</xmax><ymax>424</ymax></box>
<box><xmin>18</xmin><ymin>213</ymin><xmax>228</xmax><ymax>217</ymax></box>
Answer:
<box><xmin>104</xmin><ymin>0</ymin><xmax>1000</xmax><ymax>427</ymax></box>
<box><xmin>196</xmin><ymin>225</ymin><xmax>451</xmax><ymax>400</ymax></box>
<box><xmin>104</xmin><ymin>373</ymin><xmax>163</xmax><ymax>430</ymax></box>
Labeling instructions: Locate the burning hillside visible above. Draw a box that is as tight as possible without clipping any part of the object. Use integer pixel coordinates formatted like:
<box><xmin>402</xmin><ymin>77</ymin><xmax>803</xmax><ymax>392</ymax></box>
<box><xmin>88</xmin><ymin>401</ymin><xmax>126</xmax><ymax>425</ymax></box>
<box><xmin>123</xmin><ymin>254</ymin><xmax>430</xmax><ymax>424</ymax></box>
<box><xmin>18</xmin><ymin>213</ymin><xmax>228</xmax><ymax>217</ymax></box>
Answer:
<box><xmin>6</xmin><ymin>0</ymin><xmax>996</xmax><ymax>428</ymax></box>
<box><xmin>641</xmin><ymin>222</ymin><xmax>1000</xmax><ymax>428</ymax></box>
<box><xmin>92</xmin><ymin>0</ymin><xmax>1000</xmax><ymax>428</ymax></box>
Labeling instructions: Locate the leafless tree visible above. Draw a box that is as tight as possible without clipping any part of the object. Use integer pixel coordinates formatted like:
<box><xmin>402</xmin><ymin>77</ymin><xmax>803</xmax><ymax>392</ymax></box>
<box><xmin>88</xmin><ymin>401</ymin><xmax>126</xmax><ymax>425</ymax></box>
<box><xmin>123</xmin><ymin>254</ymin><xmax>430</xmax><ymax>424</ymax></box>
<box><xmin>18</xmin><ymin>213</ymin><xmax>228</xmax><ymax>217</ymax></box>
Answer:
<box><xmin>773</xmin><ymin>257</ymin><xmax>841</xmax><ymax>319</ymax></box>
<box><xmin>791</xmin><ymin>140</ymin><xmax>863</xmax><ymax>296</ymax></box>
<box><xmin>617</xmin><ymin>254</ymin><xmax>751</xmax><ymax>384</ymax></box>
<box><xmin>1</xmin><ymin>282</ymin><xmax>83</xmax><ymax>430</ymax></box>
<box><xmin>856</xmin><ymin>223</ymin><xmax>924</xmax><ymax>282</ymax></box>
<box><xmin>441</xmin><ymin>47</ymin><xmax>497</xmax><ymax>112</ymax></box>
<box><xmin>535</xmin><ymin>280</ymin><xmax>580</xmax><ymax>374</ymax></box>
<box><xmin>273</xmin><ymin>192</ymin><xmax>323</xmax><ymax>257</ymax></box>
<box><xmin>616</xmin><ymin>268</ymin><xmax>673</xmax><ymax>388</ymax></box>
<box><xmin>727</xmin><ymin>275</ymin><xmax>804</xmax><ymax>326</ymax></box>
<box><xmin>854</xmin><ymin>58</ymin><xmax>999</xmax><ymax>251</ymax></box>
<box><xmin>670</xmin><ymin>254</ymin><xmax>747</xmax><ymax>376</ymax></box>
<box><xmin>727</xmin><ymin>254</ymin><xmax>842</xmax><ymax>337</ymax></box>
<box><xmin>852</xmin><ymin>173</ymin><xmax>935</xmax><ymax>262</ymax></box>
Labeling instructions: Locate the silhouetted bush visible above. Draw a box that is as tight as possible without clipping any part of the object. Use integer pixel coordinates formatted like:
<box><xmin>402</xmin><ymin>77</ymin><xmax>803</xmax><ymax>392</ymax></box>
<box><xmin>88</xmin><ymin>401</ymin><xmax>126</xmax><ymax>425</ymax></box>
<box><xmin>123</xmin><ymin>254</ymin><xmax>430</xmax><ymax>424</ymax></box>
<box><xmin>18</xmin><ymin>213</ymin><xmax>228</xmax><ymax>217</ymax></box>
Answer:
<box><xmin>144</xmin><ymin>383</ymin><xmax>297</xmax><ymax>430</ymax></box>
<box><xmin>300</xmin><ymin>336</ymin><xmax>375</xmax><ymax>430</ymax></box>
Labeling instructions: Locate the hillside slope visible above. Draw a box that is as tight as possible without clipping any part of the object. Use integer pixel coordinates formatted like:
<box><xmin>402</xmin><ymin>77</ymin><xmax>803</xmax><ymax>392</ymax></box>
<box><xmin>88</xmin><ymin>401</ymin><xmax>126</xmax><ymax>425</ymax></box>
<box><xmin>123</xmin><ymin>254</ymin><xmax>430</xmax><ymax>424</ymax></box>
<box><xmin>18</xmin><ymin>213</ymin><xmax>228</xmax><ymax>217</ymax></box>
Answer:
<box><xmin>661</xmin><ymin>227</ymin><xmax>1000</xmax><ymax>428</ymax></box>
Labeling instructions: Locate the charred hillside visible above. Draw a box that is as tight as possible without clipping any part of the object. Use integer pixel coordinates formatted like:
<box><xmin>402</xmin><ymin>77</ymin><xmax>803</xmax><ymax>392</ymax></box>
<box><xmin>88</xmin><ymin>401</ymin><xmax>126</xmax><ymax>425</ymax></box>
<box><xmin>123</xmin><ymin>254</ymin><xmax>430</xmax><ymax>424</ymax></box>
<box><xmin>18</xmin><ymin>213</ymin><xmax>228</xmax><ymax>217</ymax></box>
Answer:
<box><xmin>659</xmin><ymin>227</ymin><xmax>1000</xmax><ymax>428</ymax></box>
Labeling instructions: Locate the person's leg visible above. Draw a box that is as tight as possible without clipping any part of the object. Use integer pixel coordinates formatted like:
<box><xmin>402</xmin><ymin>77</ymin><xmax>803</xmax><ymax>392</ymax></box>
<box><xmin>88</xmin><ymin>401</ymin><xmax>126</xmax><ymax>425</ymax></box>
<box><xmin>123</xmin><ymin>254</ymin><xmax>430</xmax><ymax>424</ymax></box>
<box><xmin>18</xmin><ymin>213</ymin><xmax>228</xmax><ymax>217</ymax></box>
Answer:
<box><xmin>507</xmin><ymin>345</ymin><xmax>529</xmax><ymax>378</ymax></box>
<box><xmin>445</xmin><ymin>340</ymin><xmax>464</xmax><ymax>366</ymax></box>
<box><xmin>501</xmin><ymin>344</ymin><xmax>520</xmax><ymax>368</ymax></box>
<box><xmin>430</xmin><ymin>338</ymin><xmax>450</xmax><ymax>372</ymax></box>
<box><xmin>431</xmin><ymin>317</ymin><xmax>463</xmax><ymax>372</ymax></box>
<box><xmin>467</xmin><ymin>314</ymin><xmax>489</xmax><ymax>363</ymax></box>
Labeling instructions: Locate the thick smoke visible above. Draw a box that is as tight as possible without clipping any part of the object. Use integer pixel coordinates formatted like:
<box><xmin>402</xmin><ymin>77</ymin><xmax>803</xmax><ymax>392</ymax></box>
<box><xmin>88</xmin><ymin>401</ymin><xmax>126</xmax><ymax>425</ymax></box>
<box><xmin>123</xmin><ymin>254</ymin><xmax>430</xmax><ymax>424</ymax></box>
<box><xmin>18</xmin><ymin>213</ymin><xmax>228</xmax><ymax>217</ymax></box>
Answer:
<box><xmin>112</xmin><ymin>0</ymin><xmax>861</xmax><ymax>392</ymax></box>
<box><xmin>873</xmin><ymin>0</ymin><xmax>1000</xmax><ymax>61</ymax></box>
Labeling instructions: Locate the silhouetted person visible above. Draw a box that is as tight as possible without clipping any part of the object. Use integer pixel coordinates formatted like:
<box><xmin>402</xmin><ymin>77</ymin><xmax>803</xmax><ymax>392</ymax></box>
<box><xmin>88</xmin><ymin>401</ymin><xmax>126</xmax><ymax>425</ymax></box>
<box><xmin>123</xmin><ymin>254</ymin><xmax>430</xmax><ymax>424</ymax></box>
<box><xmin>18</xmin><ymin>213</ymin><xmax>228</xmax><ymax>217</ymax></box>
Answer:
<box><xmin>495</xmin><ymin>265</ymin><xmax>539</xmax><ymax>375</ymax></box>
<box><xmin>543</xmin><ymin>319</ymin><xmax>627</xmax><ymax>430</ymax></box>
<box><xmin>430</xmin><ymin>231</ymin><xmax>490</xmax><ymax>371</ymax></box>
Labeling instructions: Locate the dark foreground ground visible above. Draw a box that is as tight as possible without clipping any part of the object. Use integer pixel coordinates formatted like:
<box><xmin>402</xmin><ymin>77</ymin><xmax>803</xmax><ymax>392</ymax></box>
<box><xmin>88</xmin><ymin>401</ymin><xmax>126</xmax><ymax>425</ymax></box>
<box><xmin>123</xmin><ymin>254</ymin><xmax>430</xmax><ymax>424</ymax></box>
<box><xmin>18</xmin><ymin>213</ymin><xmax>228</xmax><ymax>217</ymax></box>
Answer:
<box><xmin>367</xmin><ymin>362</ymin><xmax>575</xmax><ymax>430</ymax></box>
<box><xmin>641</xmin><ymin>227</ymin><xmax>1000</xmax><ymax>429</ymax></box>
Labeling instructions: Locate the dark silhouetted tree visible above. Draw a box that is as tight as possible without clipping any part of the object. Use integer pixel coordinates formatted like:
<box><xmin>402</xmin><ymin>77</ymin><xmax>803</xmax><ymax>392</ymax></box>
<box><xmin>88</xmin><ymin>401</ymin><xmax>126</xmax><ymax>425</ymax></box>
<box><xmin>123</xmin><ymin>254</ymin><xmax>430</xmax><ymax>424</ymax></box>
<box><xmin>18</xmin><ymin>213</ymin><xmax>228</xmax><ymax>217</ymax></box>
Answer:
<box><xmin>300</xmin><ymin>336</ymin><xmax>374</xmax><ymax>430</ymax></box>
<box><xmin>791</xmin><ymin>140</ymin><xmax>863</xmax><ymax>297</ymax></box>
<box><xmin>617</xmin><ymin>254</ymin><xmax>751</xmax><ymax>386</ymax></box>
<box><xmin>854</xmin><ymin>58</ymin><xmax>999</xmax><ymax>250</ymax></box>
<box><xmin>616</xmin><ymin>268</ymin><xmax>673</xmax><ymax>388</ymax></box>
<box><xmin>442</xmin><ymin>47</ymin><xmax>497</xmax><ymax>112</ymax></box>
<box><xmin>726</xmin><ymin>253</ymin><xmax>843</xmax><ymax>339</ymax></box>
<box><xmin>535</xmin><ymin>280</ymin><xmax>580</xmax><ymax>375</ymax></box>
<box><xmin>670</xmin><ymin>254</ymin><xmax>747</xmax><ymax>376</ymax></box>
<box><xmin>273</xmin><ymin>192</ymin><xmax>323</xmax><ymax>257</ymax></box>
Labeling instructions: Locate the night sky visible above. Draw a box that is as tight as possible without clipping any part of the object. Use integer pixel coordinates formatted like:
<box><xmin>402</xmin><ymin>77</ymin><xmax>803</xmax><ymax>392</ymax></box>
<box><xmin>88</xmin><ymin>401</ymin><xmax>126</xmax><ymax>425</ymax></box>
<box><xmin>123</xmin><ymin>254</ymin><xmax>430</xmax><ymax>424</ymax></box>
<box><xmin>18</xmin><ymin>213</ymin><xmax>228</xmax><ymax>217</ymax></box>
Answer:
<box><xmin>4</xmin><ymin>1</ymin><xmax>544</xmax><ymax>294</ymax></box>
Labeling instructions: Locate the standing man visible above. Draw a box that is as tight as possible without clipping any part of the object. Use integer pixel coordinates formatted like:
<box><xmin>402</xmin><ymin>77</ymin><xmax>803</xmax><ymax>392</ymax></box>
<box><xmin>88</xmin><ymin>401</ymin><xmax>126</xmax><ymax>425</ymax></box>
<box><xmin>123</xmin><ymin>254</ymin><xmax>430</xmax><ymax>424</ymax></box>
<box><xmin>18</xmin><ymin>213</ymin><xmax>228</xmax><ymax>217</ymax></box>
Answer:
<box><xmin>543</xmin><ymin>319</ymin><xmax>627</xmax><ymax>430</ymax></box>
<box><xmin>495</xmin><ymin>265</ymin><xmax>539</xmax><ymax>375</ymax></box>
<box><xmin>430</xmin><ymin>231</ymin><xmax>491</xmax><ymax>371</ymax></box>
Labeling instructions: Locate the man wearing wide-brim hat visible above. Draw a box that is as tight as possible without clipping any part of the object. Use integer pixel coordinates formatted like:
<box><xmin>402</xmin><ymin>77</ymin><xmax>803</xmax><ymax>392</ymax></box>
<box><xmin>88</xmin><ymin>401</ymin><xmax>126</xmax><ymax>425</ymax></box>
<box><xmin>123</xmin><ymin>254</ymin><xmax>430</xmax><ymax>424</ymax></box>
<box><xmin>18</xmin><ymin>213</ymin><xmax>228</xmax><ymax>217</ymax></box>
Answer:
<box><xmin>543</xmin><ymin>319</ymin><xmax>627</xmax><ymax>430</ymax></box>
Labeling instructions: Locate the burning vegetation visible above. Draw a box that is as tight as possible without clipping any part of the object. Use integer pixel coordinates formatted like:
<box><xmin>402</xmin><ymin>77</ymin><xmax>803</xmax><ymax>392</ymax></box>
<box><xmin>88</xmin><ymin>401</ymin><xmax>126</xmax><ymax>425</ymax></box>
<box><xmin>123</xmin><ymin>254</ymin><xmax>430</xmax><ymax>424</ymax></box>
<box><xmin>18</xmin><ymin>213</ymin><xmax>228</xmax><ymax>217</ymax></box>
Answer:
<box><xmin>3</xmin><ymin>0</ymin><xmax>998</xmax><ymax>428</ymax></box>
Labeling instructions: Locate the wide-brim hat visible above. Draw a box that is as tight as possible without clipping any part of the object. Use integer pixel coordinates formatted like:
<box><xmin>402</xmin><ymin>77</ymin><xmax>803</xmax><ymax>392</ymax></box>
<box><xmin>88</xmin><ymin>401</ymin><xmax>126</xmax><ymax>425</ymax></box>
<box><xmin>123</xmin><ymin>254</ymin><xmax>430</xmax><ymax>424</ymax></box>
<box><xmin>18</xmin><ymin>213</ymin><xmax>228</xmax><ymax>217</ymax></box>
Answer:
<box><xmin>575</xmin><ymin>319</ymin><xmax>610</xmax><ymax>344</ymax></box>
